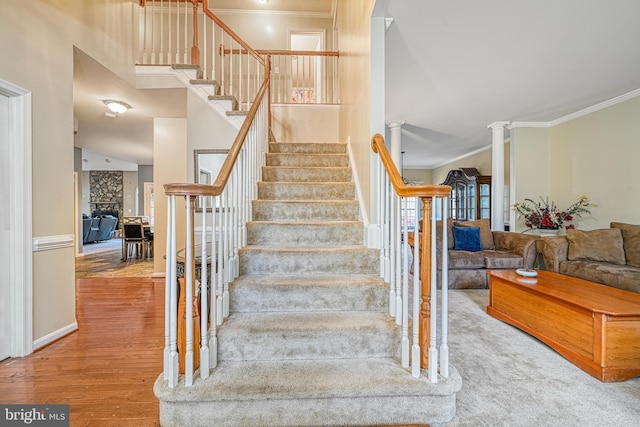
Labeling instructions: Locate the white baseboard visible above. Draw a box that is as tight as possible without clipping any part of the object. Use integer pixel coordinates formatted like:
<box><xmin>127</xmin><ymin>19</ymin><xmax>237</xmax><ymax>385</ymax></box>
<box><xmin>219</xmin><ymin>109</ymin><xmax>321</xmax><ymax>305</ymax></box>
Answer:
<box><xmin>33</xmin><ymin>321</ymin><xmax>78</xmax><ymax>351</ymax></box>
<box><xmin>153</xmin><ymin>272</ymin><xmax>166</xmax><ymax>279</ymax></box>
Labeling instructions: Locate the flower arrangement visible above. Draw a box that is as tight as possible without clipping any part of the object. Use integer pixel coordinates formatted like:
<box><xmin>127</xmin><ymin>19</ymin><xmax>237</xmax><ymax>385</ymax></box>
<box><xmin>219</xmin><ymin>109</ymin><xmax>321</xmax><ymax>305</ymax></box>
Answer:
<box><xmin>513</xmin><ymin>196</ymin><xmax>594</xmax><ymax>230</ymax></box>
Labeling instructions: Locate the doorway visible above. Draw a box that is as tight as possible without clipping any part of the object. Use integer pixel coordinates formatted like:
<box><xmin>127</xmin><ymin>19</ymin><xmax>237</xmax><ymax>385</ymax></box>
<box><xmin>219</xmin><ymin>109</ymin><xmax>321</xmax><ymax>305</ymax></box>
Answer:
<box><xmin>0</xmin><ymin>79</ymin><xmax>33</xmax><ymax>359</ymax></box>
<box><xmin>288</xmin><ymin>30</ymin><xmax>325</xmax><ymax>103</ymax></box>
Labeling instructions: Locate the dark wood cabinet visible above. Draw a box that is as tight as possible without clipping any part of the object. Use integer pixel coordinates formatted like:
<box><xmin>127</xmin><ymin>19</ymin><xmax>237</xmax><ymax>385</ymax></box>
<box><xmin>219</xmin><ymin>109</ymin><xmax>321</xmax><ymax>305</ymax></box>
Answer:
<box><xmin>442</xmin><ymin>168</ymin><xmax>491</xmax><ymax>221</ymax></box>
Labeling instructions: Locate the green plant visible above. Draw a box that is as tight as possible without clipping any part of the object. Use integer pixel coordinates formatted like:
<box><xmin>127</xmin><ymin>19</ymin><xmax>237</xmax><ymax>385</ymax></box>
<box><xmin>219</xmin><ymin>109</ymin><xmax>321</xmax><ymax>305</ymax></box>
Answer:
<box><xmin>513</xmin><ymin>196</ymin><xmax>594</xmax><ymax>230</ymax></box>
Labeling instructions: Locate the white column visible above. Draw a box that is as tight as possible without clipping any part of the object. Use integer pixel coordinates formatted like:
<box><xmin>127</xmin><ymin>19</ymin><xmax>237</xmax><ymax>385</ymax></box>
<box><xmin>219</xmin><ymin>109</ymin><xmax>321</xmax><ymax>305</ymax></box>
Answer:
<box><xmin>488</xmin><ymin>121</ymin><xmax>510</xmax><ymax>231</ymax></box>
<box><xmin>387</xmin><ymin>121</ymin><xmax>404</xmax><ymax>169</ymax></box>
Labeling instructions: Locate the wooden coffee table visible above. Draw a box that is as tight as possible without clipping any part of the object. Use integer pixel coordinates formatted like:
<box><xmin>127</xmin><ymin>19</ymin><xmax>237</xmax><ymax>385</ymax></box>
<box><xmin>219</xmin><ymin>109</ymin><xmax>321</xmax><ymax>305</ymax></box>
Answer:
<box><xmin>487</xmin><ymin>270</ymin><xmax>640</xmax><ymax>382</ymax></box>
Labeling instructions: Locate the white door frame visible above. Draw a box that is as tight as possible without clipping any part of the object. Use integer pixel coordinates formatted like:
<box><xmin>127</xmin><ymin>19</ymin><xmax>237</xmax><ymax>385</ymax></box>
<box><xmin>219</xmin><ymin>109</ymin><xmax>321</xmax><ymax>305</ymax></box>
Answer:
<box><xmin>1</xmin><ymin>79</ymin><xmax>33</xmax><ymax>357</ymax></box>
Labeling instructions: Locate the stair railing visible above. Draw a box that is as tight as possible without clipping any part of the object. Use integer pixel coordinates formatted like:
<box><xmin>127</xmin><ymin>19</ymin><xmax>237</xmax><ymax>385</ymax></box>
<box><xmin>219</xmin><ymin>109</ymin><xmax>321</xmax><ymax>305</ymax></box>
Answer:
<box><xmin>371</xmin><ymin>133</ymin><xmax>451</xmax><ymax>382</ymax></box>
<box><xmin>162</xmin><ymin>75</ymin><xmax>269</xmax><ymax>389</ymax></box>
<box><xmin>137</xmin><ymin>1</ymin><xmax>339</xmax><ymax>111</ymax></box>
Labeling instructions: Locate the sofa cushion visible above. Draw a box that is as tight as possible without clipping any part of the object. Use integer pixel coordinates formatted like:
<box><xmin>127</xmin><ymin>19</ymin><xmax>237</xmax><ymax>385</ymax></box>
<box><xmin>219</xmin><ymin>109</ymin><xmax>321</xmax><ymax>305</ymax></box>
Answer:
<box><xmin>448</xmin><ymin>251</ymin><xmax>485</xmax><ymax>269</ymax></box>
<box><xmin>559</xmin><ymin>260</ymin><xmax>640</xmax><ymax>294</ymax></box>
<box><xmin>453</xmin><ymin>226</ymin><xmax>482</xmax><ymax>252</ymax></box>
<box><xmin>454</xmin><ymin>219</ymin><xmax>495</xmax><ymax>250</ymax></box>
<box><xmin>566</xmin><ymin>228</ymin><xmax>626</xmax><ymax>265</ymax></box>
<box><xmin>610</xmin><ymin>222</ymin><xmax>640</xmax><ymax>268</ymax></box>
<box><xmin>435</xmin><ymin>217</ymin><xmax>454</xmax><ymax>250</ymax></box>
<box><xmin>483</xmin><ymin>251</ymin><xmax>525</xmax><ymax>269</ymax></box>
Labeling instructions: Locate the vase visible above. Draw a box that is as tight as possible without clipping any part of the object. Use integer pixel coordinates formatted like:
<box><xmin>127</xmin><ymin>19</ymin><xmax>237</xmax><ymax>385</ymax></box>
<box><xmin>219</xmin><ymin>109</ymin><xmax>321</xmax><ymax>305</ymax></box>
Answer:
<box><xmin>538</xmin><ymin>229</ymin><xmax>559</xmax><ymax>237</ymax></box>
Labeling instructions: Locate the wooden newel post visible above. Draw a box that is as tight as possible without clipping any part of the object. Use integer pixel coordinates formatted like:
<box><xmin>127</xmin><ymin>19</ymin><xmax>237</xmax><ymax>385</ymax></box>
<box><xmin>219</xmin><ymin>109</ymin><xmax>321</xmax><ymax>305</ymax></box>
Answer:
<box><xmin>191</xmin><ymin>1</ymin><xmax>200</xmax><ymax>66</ymax></box>
<box><xmin>419</xmin><ymin>197</ymin><xmax>433</xmax><ymax>369</ymax></box>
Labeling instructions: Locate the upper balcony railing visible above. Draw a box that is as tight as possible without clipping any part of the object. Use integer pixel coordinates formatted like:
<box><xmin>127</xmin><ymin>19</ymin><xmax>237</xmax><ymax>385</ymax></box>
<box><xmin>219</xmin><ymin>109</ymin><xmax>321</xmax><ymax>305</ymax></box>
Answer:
<box><xmin>137</xmin><ymin>0</ymin><xmax>339</xmax><ymax>109</ymax></box>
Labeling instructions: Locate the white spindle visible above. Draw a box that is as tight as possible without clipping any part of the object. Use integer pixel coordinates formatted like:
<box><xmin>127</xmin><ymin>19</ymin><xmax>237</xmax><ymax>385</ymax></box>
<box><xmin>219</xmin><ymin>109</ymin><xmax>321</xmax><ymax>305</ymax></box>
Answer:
<box><xmin>411</xmin><ymin>197</ymin><xmax>421</xmax><ymax>378</ymax></box>
<box><xmin>401</xmin><ymin>197</ymin><xmax>410</xmax><ymax>368</ymax></box>
<box><xmin>440</xmin><ymin>197</ymin><xmax>449</xmax><ymax>378</ymax></box>
<box><xmin>163</xmin><ymin>192</ymin><xmax>172</xmax><ymax>380</ymax></box>
<box><xmin>150</xmin><ymin>1</ymin><xmax>156</xmax><ymax>64</ymax></box>
<box><xmin>175</xmin><ymin>0</ymin><xmax>180</xmax><ymax>64</ymax></box>
<box><xmin>209</xmin><ymin>199</ymin><xmax>218</xmax><ymax>367</ymax></box>
<box><xmin>389</xmin><ymin>181</ymin><xmax>397</xmax><ymax>318</ymax></box>
<box><xmin>378</xmin><ymin>158</ymin><xmax>385</xmax><ymax>277</ymax></box>
<box><xmin>183</xmin><ymin>0</ymin><xmax>188</xmax><ymax>63</ymax></box>
<box><xmin>216</xmin><ymin>194</ymin><xmax>224</xmax><ymax>326</ymax></box>
<box><xmin>160</xmin><ymin>0</ymin><xmax>164</xmax><ymax>63</ymax></box>
<box><xmin>428</xmin><ymin>200</ymin><xmax>438</xmax><ymax>383</ymax></box>
<box><xmin>168</xmin><ymin>195</ymin><xmax>178</xmax><ymax>387</ymax></box>
<box><xmin>202</xmin><ymin>11</ymin><xmax>207</xmax><ymax>80</ymax></box>
<box><xmin>223</xmin><ymin>187</ymin><xmax>231</xmax><ymax>318</ymax></box>
<box><xmin>395</xmin><ymin>193</ymin><xmax>402</xmax><ymax>325</ymax></box>
<box><xmin>199</xmin><ymin>198</ymin><xmax>210</xmax><ymax>379</ymax></box>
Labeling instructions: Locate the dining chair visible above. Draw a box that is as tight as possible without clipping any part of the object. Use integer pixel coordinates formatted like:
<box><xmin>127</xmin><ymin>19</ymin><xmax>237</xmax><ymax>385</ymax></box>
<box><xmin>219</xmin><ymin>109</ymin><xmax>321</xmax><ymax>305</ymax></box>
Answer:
<box><xmin>122</xmin><ymin>216</ymin><xmax>149</xmax><ymax>261</ymax></box>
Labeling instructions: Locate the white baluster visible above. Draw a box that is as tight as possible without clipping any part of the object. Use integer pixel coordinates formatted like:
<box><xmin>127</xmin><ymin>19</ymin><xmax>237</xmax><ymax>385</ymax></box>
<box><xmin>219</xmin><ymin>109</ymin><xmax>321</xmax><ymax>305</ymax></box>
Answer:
<box><xmin>159</xmin><ymin>0</ymin><xmax>164</xmax><ymax>63</ymax></box>
<box><xmin>168</xmin><ymin>196</ymin><xmax>179</xmax><ymax>387</ymax></box>
<box><xmin>200</xmin><ymin>198</ymin><xmax>210</xmax><ymax>379</ymax></box>
<box><xmin>150</xmin><ymin>1</ymin><xmax>156</xmax><ymax>64</ymax></box>
<box><xmin>440</xmin><ymin>197</ymin><xmax>449</xmax><ymax>378</ymax></box>
<box><xmin>216</xmin><ymin>194</ymin><xmax>224</xmax><ymax>326</ymax></box>
<box><xmin>166</xmin><ymin>0</ymin><xmax>171</xmax><ymax>65</ymax></box>
<box><xmin>411</xmin><ymin>198</ymin><xmax>421</xmax><ymax>378</ymax></box>
<box><xmin>395</xmin><ymin>193</ymin><xmax>402</xmax><ymax>324</ymax></box>
<box><xmin>209</xmin><ymin>198</ymin><xmax>218</xmax><ymax>367</ymax></box>
<box><xmin>142</xmin><ymin>4</ymin><xmax>148</xmax><ymax>64</ymax></box>
<box><xmin>378</xmin><ymin>158</ymin><xmax>385</xmax><ymax>277</ymax></box>
<box><xmin>163</xmin><ymin>193</ymin><xmax>172</xmax><ymax>380</ymax></box>
<box><xmin>428</xmin><ymin>201</ymin><xmax>438</xmax><ymax>383</ymax></box>
<box><xmin>401</xmin><ymin>196</ymin><xmax>410</xmax><ymax>368</ymax></box>
<box><xmin>175</xmin><ymin>0</ymin><xmax>180</xmax><ymax>64</ymax></box>
<box><xmin>183</xmin><ymin>0</ymin><xmax>188</xmax><ymax>63</ymax></box>
<box><xmin>223</xmin><ymin>187</ymin><xmax>230</xmax><ymax>318</ymax></box>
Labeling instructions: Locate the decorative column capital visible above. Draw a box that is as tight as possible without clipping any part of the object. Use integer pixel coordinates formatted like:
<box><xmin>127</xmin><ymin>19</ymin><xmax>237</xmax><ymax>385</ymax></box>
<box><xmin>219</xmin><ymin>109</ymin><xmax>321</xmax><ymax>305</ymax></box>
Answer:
<box><xmin>386</xmin><ymin>120</ymin><xmax>406</xmax><ymax>130</ymax></box>
<box><xmin>487</xmin><ymin>121</ymin><xmax>510</xmax><ymax>130</ymax></box>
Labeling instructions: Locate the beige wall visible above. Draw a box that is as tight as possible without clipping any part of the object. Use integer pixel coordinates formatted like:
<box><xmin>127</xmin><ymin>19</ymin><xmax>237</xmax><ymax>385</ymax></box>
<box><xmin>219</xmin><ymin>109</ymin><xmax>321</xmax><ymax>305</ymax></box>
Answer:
<box><xmin>153</xmin><ymin>118</ymin><xmax>188</xmax><ymax>274</ymax></box>
<box><xmin>336</xmin><ymin>0</ymin><xmax>376</xmax><ymax>223</ymax></box>
<box><xmin>271</xmin><ymin>105</ymin><xmax>339</xmax><ymax>142</ymax></box>
<box><xmin>215</xmin><ymin>12</ymin><xmax>334</xmax><ymax>51</ymax></box>
<box><xmin>0</xmin><ymin>0</ymin><xmax>136</xmax><ymax>344</ymax></box>
<box><xmin>509</xmin><ymin>96</ymin><xmax>640</xmax><ymax>231</ymax></box>
<box><xmin>548</xmin><ymin>97</ymin><xmax>640</xmax><ymax>229</ymax></box>
<box><xmin>431</xmin><ymin>147</ymin><xmax>498</xmax><ymax>185</ymax></box>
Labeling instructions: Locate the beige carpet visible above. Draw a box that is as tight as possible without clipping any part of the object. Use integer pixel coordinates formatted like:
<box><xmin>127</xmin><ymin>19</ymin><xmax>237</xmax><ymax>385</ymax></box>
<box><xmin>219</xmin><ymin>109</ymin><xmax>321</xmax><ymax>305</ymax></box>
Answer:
<box><xmin>435</xmin><ymin>289</ymin><xmax>640</xmax><ymax>426</ymax></box>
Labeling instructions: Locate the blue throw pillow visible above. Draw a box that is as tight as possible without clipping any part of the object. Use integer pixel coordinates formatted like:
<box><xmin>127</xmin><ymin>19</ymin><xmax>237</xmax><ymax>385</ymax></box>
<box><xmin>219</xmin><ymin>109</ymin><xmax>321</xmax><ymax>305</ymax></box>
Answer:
<box><xmin>453</xmin><ymin>226</ymin><xmax>482</xmax><ymax>252</ymax></box>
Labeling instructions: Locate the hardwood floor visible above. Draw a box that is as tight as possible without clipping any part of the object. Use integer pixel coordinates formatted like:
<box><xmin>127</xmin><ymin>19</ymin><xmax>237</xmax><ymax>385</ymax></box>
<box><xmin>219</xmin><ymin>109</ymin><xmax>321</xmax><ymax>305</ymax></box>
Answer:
<box><xmin>0</xmin><ymin>278</ymin><xmax>164</xmax><ymax>426</ymax></box>
<box><xmin>1</xmin><ymin>275</ymin><xmax>427</xmax><ymax>427</ymax></box>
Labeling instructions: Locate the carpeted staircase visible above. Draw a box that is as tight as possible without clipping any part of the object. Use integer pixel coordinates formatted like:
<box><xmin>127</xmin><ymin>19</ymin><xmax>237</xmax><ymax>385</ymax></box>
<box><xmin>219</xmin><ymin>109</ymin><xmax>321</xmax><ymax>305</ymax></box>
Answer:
<box><xmin>155</xmin><ymin>141</ymin><xmax>461</xmax><ymax>426</ymax></box>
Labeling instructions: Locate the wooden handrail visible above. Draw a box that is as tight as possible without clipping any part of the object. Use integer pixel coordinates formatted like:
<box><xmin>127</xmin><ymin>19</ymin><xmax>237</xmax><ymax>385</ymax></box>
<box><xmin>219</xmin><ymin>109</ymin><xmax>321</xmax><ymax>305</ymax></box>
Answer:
<box><xmin>202</xmin><ymin>0</ymin><xmax>265</xmax><ymax>66</ymax></box>
<box><xmin>164</xmin><ymin>75</ymin><xmax>269</xmax><ymax>197</ymax></box>
<box><xmin>222</xmin><ymin>48</ymin><xmax>339</xmax><ymax>57</ymax></box>
<box><xmin>371</xmin><ymin>133</ymin><xmax>451</xmax><ymax>198</ymax></box>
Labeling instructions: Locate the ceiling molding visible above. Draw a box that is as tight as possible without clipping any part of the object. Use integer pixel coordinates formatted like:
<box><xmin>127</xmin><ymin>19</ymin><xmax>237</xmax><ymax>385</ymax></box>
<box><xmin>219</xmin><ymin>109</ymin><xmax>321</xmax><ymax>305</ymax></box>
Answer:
<box><xmin>510</xmin><ymin>88</ymin><xmax>640</xmax><ymax>129</ymax></box>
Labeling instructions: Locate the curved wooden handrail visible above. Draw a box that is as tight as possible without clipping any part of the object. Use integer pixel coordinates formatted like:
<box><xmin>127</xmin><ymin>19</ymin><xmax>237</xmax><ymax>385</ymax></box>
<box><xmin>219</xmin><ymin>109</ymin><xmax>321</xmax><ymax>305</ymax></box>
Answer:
<box><xmin>164</xmin><ymin>76</ymin><xmax>269</xmax><ymax>197</ymax></box>
<box><xmin>371</xmin><ymin>133</ymin><xmax>451</xmax><ymax>198</ymax></box>
<box><xmin>202</xmin><ymin>0</ymin><xmax>265</xmax><ymax>66</ymax></box>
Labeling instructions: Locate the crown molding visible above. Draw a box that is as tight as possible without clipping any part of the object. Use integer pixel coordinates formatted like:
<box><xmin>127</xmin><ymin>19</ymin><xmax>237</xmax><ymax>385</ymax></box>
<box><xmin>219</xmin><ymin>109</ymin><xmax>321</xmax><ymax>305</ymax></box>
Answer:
<box><xmin>510</xmin><ymin>88</ymin><xmax>640</xmax><ymax>129</ymax></box>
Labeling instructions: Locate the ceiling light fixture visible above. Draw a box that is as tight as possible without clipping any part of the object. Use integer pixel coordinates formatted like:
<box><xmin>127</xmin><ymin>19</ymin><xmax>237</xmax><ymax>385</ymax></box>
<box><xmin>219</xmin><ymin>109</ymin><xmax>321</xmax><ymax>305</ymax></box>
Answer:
<box><xmin>103</xmin><ymin>99</ymin><xmax>131</xmax><ymax>115</ymax></box>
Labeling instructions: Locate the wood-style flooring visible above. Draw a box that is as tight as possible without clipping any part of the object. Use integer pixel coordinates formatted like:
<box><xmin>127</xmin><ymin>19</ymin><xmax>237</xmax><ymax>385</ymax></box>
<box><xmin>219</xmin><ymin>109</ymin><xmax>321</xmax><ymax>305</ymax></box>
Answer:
<box><xmin>1</xmin><ymin>248</ymin><xmax>427</xmax><ymax>427</ymax></box>
<box><xmin>75</xmin><ymin>239</ymin><xmax>154</xmax><ymax>278</ymax></box>
<box><xmin>0</xmin><ymin>278</ymin><xmax>164</xmax><ymax>426</ymax></box>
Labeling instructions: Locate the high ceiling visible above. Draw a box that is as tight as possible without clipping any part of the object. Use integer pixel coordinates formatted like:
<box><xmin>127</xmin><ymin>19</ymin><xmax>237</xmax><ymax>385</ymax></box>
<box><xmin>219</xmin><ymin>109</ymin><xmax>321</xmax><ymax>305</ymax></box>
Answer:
<box><xmin>375</xmin><ymin>0</ymin><xmax>640</xmax><ymax>168</ymax></box>
<box><xmin>73</xmin><ymin>0</ymin><xmax>640</xmax><ymax>169</ymax></box>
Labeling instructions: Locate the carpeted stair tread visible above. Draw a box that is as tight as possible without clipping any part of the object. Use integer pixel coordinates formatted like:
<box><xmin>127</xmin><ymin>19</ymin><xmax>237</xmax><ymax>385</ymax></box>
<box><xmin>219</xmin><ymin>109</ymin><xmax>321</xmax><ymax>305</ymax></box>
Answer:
<box><xmin>247</xmin><ymin>221</ymin><xmax>363</xmax><ymax>245</ymax></box>
<box><xmin>239</xmin><ymin>245</ymin><xmax>379</xmax><ymax>275</ymax></box>
<box><xmin>268</xmin><ymin>142</ymin><xmax>346</xmax><ymax>154</ymax></box>
<box><xmin>266</xmin><ymin>153</ymin><xmax>349</xmax><ymax>167</ymax></box>
<box><xmin>154</xmin><ymin>358</ymin><xmax>461</xmax><ymax>402</ymax></box>
<box><xmin>261</xmin><ymin>166</ymin><xmax>352</xmax><ymax>182</ymax></box>
<box><xmin>252</xmin><ymin>200</ymin><xmax>360</xmax><ymax>221</ymax></box>
<box><xmin>218</xmin><ymin>311</ymin><xmax>400</xmax><ymax>361</ymax></box>
<box><xmin>230</xmin><ymin>274</ymin><xmax>387</xmax><ymax>312</ymax></box>
<box><xmin>257</xmin><ymin>182</ymin><xmax>355</xmax><ymax>200</ymax></box>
